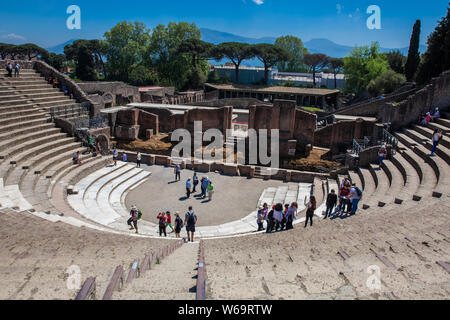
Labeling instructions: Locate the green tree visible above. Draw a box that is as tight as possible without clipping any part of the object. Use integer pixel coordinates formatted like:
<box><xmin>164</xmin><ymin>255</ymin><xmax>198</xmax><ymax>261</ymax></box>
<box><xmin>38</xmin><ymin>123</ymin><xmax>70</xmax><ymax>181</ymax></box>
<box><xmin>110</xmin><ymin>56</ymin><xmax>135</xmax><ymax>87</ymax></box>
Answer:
<box><xmin>175</xmin><ymin>38</ymin><xmax>215</xmax><ymax>68</ymax></box>
<box><xmin>304</xmin><ymin>53</ymin><xmax>329</xmax><ymax>87</ymax></box>
<box><xmin>328</xmin><ymin>57</ymin><xmax>344</xmax><ymax>89</ymax></box>
<box><xmin>417</xmin><ymin>6</ymin><xmax>450</xmax><ymax>84</ymax></box>
<box><xmin>43</xmin><ymin>52</ymin><xmax>66</xmax><ymax>71</ymax></box>
<box><xmin>405</xmin><ymin>20</ymin><xmax>421</xmax><ymax>81</ymax></box>
<box><xmin>251</xmin><ymin>44</ymin><xmax>290</xmax><ymax>85</ymax></box>
<box><xmin>343</xmin><ymin>42</ymin><xmax>389</xmax><ymax>94</ymax></box>
<box><xmin>274</xmin><ymin>35</ymin><xmax>309</xmax><ymax>72</ymax></box>
<box><xmin>65</xmin><ymin>40</ymin><xmax>107</xmax><ymax>77</ymax></box>
<box><xmin>76</xmin><ymin>44</ymin><xmax>97</xmax><ymax>81</ymax></box>
<box><xmin>129</xmin><ymin>65</ymin><xmax>157</xmax><ymax>86</ymax></box>
<box><xmin>386</xmin><ymin>50</ymin><xmax>406</xmax><ymax>74</ymax></box>
<box><xmin>150</xmin><ymin>22</ymin><xmax>206</xmax><ymax>90</ymax></box>
<box><xmin>0</xmin><ymin>43</ymin><xmax>14</xmax><ymax>60</ymax></box>
<box><xmin>367</xmin><ymin>70</ymin><xmax>406</xmax><ymax>97</ymax></box>
<box><xmin>214</xmin><ymin>42</ymin><xmax>254</xmax><ymax>83</ymax></box>
<box><xmin>17</xmin><ymin>43</ymin><xmax>48</xmax><ymax>60</ymax></box>
<box><xmin>104</xmin><ymin>21</ymin><xmax>151</xmax><ymax>82</ymax></box>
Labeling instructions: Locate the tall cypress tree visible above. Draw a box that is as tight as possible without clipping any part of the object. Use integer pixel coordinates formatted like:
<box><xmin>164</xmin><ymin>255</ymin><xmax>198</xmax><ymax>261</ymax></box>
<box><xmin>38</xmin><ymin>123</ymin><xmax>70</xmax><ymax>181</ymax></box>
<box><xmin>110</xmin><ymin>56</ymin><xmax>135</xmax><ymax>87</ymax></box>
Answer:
<box><xmin>405</xmin><ymin>20</ymin><xmax>421</xmax><ymax>81</ymax></box>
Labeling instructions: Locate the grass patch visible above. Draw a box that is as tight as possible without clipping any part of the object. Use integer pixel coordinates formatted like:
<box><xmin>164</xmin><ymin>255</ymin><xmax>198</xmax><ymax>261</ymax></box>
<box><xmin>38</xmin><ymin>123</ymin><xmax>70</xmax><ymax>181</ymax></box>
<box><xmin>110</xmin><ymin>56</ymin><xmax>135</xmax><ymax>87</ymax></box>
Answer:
<box><xmin>301</xmin><ymin>106</ymin><xmax>323</xmax><ymax>113</ymax></box>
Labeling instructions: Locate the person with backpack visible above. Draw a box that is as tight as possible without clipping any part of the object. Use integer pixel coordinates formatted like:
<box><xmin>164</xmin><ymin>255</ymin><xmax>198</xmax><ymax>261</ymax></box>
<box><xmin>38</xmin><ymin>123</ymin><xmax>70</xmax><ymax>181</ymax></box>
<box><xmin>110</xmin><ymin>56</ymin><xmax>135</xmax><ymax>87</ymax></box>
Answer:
<box><xmin>14</xmin><ymin>62</ymin><xmax>20</xmax><ymax>77</ymax></box>
<box><xmin>266</xmin><ymin>205</ymin><xmax>275</xmax><ymax>233</ymax></box>
<box><xmin>127</xmin><ymin>205</ymin><xmax>139</xmax><ymax>234</ymax></box>
<box><xmin>348</xmin><ymin>184</ymin><xmax>362</xmax><ymax>216</ymax></box>
<box><xmin>157</xmin><ymin>212</ymin><xmax>167</xmax><ymax>237</ymax></box>
<box><xmin>257</xmin><ymin>203</ymin><xmax>268</xmax><ymax>232</ymax></box>
<box><xmin>174</xmin><ymin>164</ymin><xmax>181</xmax><ymax>181</ymax></box>
<box><xmin>324</xmin><ymin>189</ymin><xmax>338</xmax><ymax>219</ymax></box>
<box><xmin>304</xmin><ymin>195</ymin><xmax>316</xmax><ymax>228</ymax></box>
<box><xmin>6</xmin><ymin>62</ymin><xmax>13</xmax><ymax>77</ymax></box>
<box><xmin>174</xmin><ymin>212</ymin><xmax>183</xmax><ymax>238</ymax></box>
<box><xmin>184</xmin><ymin>206</ymin><xmax>197</xmax><ymax>242</ymax></box>
<box><xmin>430</xmin><ymin>129</ymin><xmax>443</xmax><ymax>157</ymax></box>
<box><xmin>166</xmin><ymin>211</ymin><xmax>174</xmax><ymax>233</ymax></box>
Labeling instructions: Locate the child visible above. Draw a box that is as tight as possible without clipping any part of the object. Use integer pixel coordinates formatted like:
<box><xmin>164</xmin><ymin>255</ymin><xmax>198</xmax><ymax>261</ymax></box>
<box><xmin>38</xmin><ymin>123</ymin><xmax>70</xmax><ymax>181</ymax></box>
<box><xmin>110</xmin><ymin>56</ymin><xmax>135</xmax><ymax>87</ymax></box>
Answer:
<box><xmin>257</xmin><ymin>203</ymin><xmax>268</xmax><ymax>232</ymax></box>
<box><xmin>166</xmin><ymin>211</ymin><xmax>174</xmax><ymax>233</ymax></box>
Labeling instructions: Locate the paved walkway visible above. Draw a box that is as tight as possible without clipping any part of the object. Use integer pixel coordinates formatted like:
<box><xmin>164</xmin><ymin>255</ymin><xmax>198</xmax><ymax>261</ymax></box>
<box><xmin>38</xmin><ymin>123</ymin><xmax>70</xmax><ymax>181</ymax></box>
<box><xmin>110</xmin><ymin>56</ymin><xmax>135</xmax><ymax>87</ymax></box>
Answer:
<box><xmin>125</xmin><ymin>165</ymin><xmax>300</xmax><ymax>227</ymax></box>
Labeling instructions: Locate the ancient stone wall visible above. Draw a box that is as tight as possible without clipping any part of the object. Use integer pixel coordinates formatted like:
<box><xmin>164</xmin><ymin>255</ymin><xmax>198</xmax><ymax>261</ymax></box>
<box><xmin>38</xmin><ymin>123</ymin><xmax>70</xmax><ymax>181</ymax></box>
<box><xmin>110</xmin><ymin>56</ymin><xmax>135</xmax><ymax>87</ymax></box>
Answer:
<box><xmin>381</xmin><ymin>70</ymin><xmax>450</xmax><ymax>130</ymax></box>
<box><xmin>183</xmin><ymin>107</ymin><xmax>233</xmax><ymax>135</ymax></box>
<box><xmin>114</xmin><ymin>109</ymin><xmax>159</xmax><ymax>140</ymax></box>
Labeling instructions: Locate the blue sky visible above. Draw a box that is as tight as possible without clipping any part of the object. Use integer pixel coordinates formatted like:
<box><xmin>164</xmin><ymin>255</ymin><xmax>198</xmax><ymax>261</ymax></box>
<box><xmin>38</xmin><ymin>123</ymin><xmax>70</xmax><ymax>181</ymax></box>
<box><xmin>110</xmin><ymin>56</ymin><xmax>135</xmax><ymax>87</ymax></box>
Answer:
<box><xmin>0</xmin><ymin>0</ymin><xmax>448</xmax><ymax>48</ymax></box>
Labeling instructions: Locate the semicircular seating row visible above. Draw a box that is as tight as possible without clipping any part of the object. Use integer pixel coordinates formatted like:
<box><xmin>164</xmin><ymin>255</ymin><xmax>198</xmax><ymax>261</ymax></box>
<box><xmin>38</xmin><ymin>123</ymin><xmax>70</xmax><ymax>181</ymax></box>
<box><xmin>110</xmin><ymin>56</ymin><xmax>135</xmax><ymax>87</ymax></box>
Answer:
<box><xmin>0</xmin><ymin>68</ymin><xmax>449</xmax><ymax>239</ymax></box>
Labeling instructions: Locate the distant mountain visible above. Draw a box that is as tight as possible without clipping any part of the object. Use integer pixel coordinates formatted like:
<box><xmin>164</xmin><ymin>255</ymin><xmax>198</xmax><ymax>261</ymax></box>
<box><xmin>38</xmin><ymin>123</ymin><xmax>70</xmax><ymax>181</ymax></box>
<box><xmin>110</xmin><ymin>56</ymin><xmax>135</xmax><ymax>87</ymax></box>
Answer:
<box><xmin>45</xmin><ymin>28</ymin><xmax>427</xmax><ymax>65</ymax></box>
<box><xmin>200</xmin><ymin>28</ymin><xmax>427</xmax><ymax>61</ymax></box>
<box><xmin>46</xmin><ymin>39</ymin><xmax>76</xmax><ymax>54</ymax></box>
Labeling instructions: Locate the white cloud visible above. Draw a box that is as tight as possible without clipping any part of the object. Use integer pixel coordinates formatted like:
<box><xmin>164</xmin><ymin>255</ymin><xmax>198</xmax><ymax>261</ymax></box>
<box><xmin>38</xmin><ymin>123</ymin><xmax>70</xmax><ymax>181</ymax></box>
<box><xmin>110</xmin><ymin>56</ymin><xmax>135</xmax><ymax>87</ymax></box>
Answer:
<box><xmin>252</xmin><ymin>0</ymin><xmax>264</xmax><ymax>4</ymax></box>
<box><xmin>0</xmin><ymin>33</ymin><xmax>26</xmax><ymax>40</ymax></box>
<box><xmin>336</xmin><ymin>4</ymin><xmax>342</xmax><ymax>14</ymax></box>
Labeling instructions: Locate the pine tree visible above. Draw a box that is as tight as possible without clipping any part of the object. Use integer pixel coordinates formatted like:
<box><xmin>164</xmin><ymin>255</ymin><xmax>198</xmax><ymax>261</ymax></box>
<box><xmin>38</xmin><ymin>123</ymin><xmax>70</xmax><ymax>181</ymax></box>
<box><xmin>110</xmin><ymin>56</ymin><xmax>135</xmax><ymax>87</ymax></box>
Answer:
<box><xmin>405</xmin><ymin>20</ymin><xmax>421</xmax><ymax>81</ymax></box>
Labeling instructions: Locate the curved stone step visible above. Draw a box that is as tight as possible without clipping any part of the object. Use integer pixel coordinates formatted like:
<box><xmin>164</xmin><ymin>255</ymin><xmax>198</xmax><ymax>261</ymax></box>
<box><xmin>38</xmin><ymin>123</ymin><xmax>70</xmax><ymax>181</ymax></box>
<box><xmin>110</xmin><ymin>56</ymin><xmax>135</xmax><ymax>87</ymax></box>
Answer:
<box><xmin>0</xmin><ymin>117</ymin><xmax>49</xmax><ymax>134</ymax></box>
<box><xmin>390</xmin><ymin>153</ymin><xmax>422</xmax><ymax>202</ymax></box>
<box><xmin>0</xmin><ymin>127</ymin><xmax>61</xmax><ymax>153</ymax></box>
<box><xmin>357</xmin><ymin>167</ymin><xmax>376</xmax><ymax>209</ymax></box>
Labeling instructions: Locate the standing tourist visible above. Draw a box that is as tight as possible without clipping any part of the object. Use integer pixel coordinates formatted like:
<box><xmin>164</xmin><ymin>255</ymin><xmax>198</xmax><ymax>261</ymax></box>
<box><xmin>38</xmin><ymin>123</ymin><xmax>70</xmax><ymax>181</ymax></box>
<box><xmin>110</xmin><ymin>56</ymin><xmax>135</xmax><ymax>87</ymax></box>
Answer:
<box><xmin>257</xmin><ymin>203</ymin><xmax>268</xmax><ymax>231</ymax></box>
<box><xmin>174</xmin><ymin>212</ymin><xmax>183</xmax><ymax>238</ymax></box>
<box><xmin>127</xmin><ymin>205</ymin><xmax>139</xmax><ymax>234</ymax></box>
<box><xmin>136</xmin><ymin>152</ymin><xmax>142</xmax><ymax>168</ymax></box>
<box><xmin>122</xmin><ymin>153</ymin><xmax>127</xmax><ymax>163</ymax></box>
<box><xmin>378</xmin><ymin>144</ymin><xmax>387</xmax><ymax>169</ymax></box>
<box><xmin>304</xmin><ymin>196</ymin><xmax>316</xmax><ymax>228</ymax></box>
<box><xmin>112</xmin><ymin>147</ymin><xmax>118</xmax><ymax>166</ymax></box>
<box><xmin>348</xmin><ymin>184</ymin><xmax>362</xmax><ymax>216</ymax></box>
<box><xmin>430</xmin><ymin>129</ymin><xmax>443</xmax><ymax>156</ymax></box>
<box><xmin>266</xmin><ymin>205</ymin><xmax>275</xmax><ymax>233</ymax></box>
<box><xmin>6</xmin><ymin>62</ymin><xmax>13</xmax><ymax>77</ymax></box>
<box><xmin>192</xmin><ymin>172</ymin><xmax>199</xmax><ymax>193</ymax></box>
<box><xmin>14</xmin><ymin>62</ymin><xmax>20</xmax><ymax>77</ymax></box>
<box><xmin>174</xmin><ymin>164</ymin><xmax>181</xmax><ymax>181</ymax></box>
<box><xmin>184</xmin><ymin>206</ymin><xmax>197</xmax><ymax>242</ymax></box>
<box><xmin>157</xmin><ymin>212</ymin><xmax>167</xmax><ymax>237</ymax></box>
<box><xmin>201</xmin><ymin>176</ymin><xmax>210</xmax><ymax>199</ymax></box>
<box><xmin>207</xmin><ymin>181</ymin><xmax>215</xmax><ymax>201</ymax></box>
<box><xmin>338</xmin><ymin>183</ymin><xmax>350</xmax><ymax>215</ymax></box>
<box><xmin>273</xmin><ymin>203</ymin><xmax>284</xmax><ymax>232</ymax></box>
<box><xmin>166</xmin><ymin>211</ymin><xmax>174</xmax><ymax>233</ymax></box>
<box><xmin>286</xmin><ymin>202</ymin><xmax>298</xmax><ymax>230</ymax></box>
<box><xmin>324</xmin><ymin>189</ymin><xmax>338</xmax><ymax>219</ymax></box>
<box><xmin>186</xmin><ymin>178</ymin><xmax>192</xmax><ymax>198</ymax></box>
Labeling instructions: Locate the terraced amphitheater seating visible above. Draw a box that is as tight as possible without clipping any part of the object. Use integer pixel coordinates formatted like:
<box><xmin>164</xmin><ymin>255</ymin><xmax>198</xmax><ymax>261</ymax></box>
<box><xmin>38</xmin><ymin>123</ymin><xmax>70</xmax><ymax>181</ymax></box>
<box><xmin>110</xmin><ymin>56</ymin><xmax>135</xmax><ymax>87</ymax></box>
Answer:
<box><xmin>0</xmin><ymin>208</ymin><xmax>169</xmax><ymax>300</ymax></box>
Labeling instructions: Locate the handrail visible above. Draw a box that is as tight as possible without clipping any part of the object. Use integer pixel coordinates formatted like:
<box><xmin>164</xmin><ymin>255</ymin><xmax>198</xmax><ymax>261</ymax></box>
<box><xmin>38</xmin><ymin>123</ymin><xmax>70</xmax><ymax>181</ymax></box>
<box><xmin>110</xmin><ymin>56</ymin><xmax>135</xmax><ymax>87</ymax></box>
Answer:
<box><xmin>196</xmin><ymin>240</ymin><xmax>207</xmax><ymax>300</ymax></box>
<box><xmin>382</xmin><ymin>129</ymin><xmax>398</xmax><ymax>150</ymax></box>
<box><xmin>352</xmin><ymin>139</ymin><xmax>364</xmax><ymax>155</ymax></box>
<box><xmin>75</xmin><ymin>277</ymin><xmax>96</xmax><ymax>300</ymax></box>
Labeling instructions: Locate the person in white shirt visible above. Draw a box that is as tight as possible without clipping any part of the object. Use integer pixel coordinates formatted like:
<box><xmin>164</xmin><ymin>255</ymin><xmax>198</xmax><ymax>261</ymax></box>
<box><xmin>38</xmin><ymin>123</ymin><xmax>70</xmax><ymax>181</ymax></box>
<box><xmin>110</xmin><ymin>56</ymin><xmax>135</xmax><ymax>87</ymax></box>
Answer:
<box><xmin>348</xmin><ymin>184</ymin><xmax>362</xmax><ymax>215</ymax></box>
<box><xmin>273</xmin><ymin>203</ymin><xmax>283</xmax><ymax>231</ymax></box>
<box><xmin>136</xmin><ymin>152</ymin><xmax>142</xmax><ymax>168</ymax></box>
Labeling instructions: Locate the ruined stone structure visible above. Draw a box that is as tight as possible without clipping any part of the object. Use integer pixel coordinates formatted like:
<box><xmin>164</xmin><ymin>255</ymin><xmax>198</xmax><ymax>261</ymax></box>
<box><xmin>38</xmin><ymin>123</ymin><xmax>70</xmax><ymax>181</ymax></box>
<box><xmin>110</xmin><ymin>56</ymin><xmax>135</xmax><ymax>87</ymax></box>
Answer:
<box><xmin>204</xmin><ymin>83</ymin><xmax>339</xmax><ymax>108</ymax></box>
<box><xmin>249</xmin><ymin>100</ymin><xmax>317</xmax><ymax>158</ymax></box>
<box><xmin>78</xmin><ymin>82</ymin><xmax>140</xmax><ymax>110</ymax></box>
<box><xmin>114</xmin><ymin>109</ymin><xmax>159</xmax><ymax>141</ymax></box>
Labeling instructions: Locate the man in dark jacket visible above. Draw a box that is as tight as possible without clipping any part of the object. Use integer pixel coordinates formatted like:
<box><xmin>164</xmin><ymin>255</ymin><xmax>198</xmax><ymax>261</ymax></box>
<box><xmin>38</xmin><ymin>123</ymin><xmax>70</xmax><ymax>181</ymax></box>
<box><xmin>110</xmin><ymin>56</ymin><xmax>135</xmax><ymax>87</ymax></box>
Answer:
<box><xmin>324</xmin><ymin>189</ymin><xmax>338</xmax><ymax>219</ymax></box>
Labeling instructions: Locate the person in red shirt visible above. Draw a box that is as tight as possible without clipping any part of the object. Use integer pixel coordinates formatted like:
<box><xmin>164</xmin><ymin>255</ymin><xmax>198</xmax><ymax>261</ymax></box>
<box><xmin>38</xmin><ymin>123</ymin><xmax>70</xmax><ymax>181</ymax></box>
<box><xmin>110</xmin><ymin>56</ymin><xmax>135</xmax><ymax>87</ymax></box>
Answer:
<box><xmin>157</xmin><ymin>212</ymin><xmax>167</xmax><ymax>237</ymax></box>
<box><xmin>166</xmin><ymin>211</ymin><xmax>174</xmax><ymax>233</ymax></box>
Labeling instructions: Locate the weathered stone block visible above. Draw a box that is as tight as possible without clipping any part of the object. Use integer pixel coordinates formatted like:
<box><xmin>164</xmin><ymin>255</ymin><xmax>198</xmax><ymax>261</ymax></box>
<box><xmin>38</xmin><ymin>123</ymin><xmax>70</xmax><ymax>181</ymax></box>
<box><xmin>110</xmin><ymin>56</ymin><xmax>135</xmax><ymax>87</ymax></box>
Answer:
<box><xmin>115</xmin><ymin>125</ymin><xmax>140</xmax><ymax>141</ymax></box>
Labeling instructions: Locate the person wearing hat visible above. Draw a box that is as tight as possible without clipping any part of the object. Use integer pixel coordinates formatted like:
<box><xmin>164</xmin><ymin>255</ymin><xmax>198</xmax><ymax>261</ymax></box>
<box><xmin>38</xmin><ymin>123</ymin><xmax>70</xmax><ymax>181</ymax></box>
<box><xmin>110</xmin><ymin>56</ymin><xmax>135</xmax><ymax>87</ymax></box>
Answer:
<box><xmin>127</xmin><ymin>205</ymin><xmax>139</xmax><ymax>234</ymax></box>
